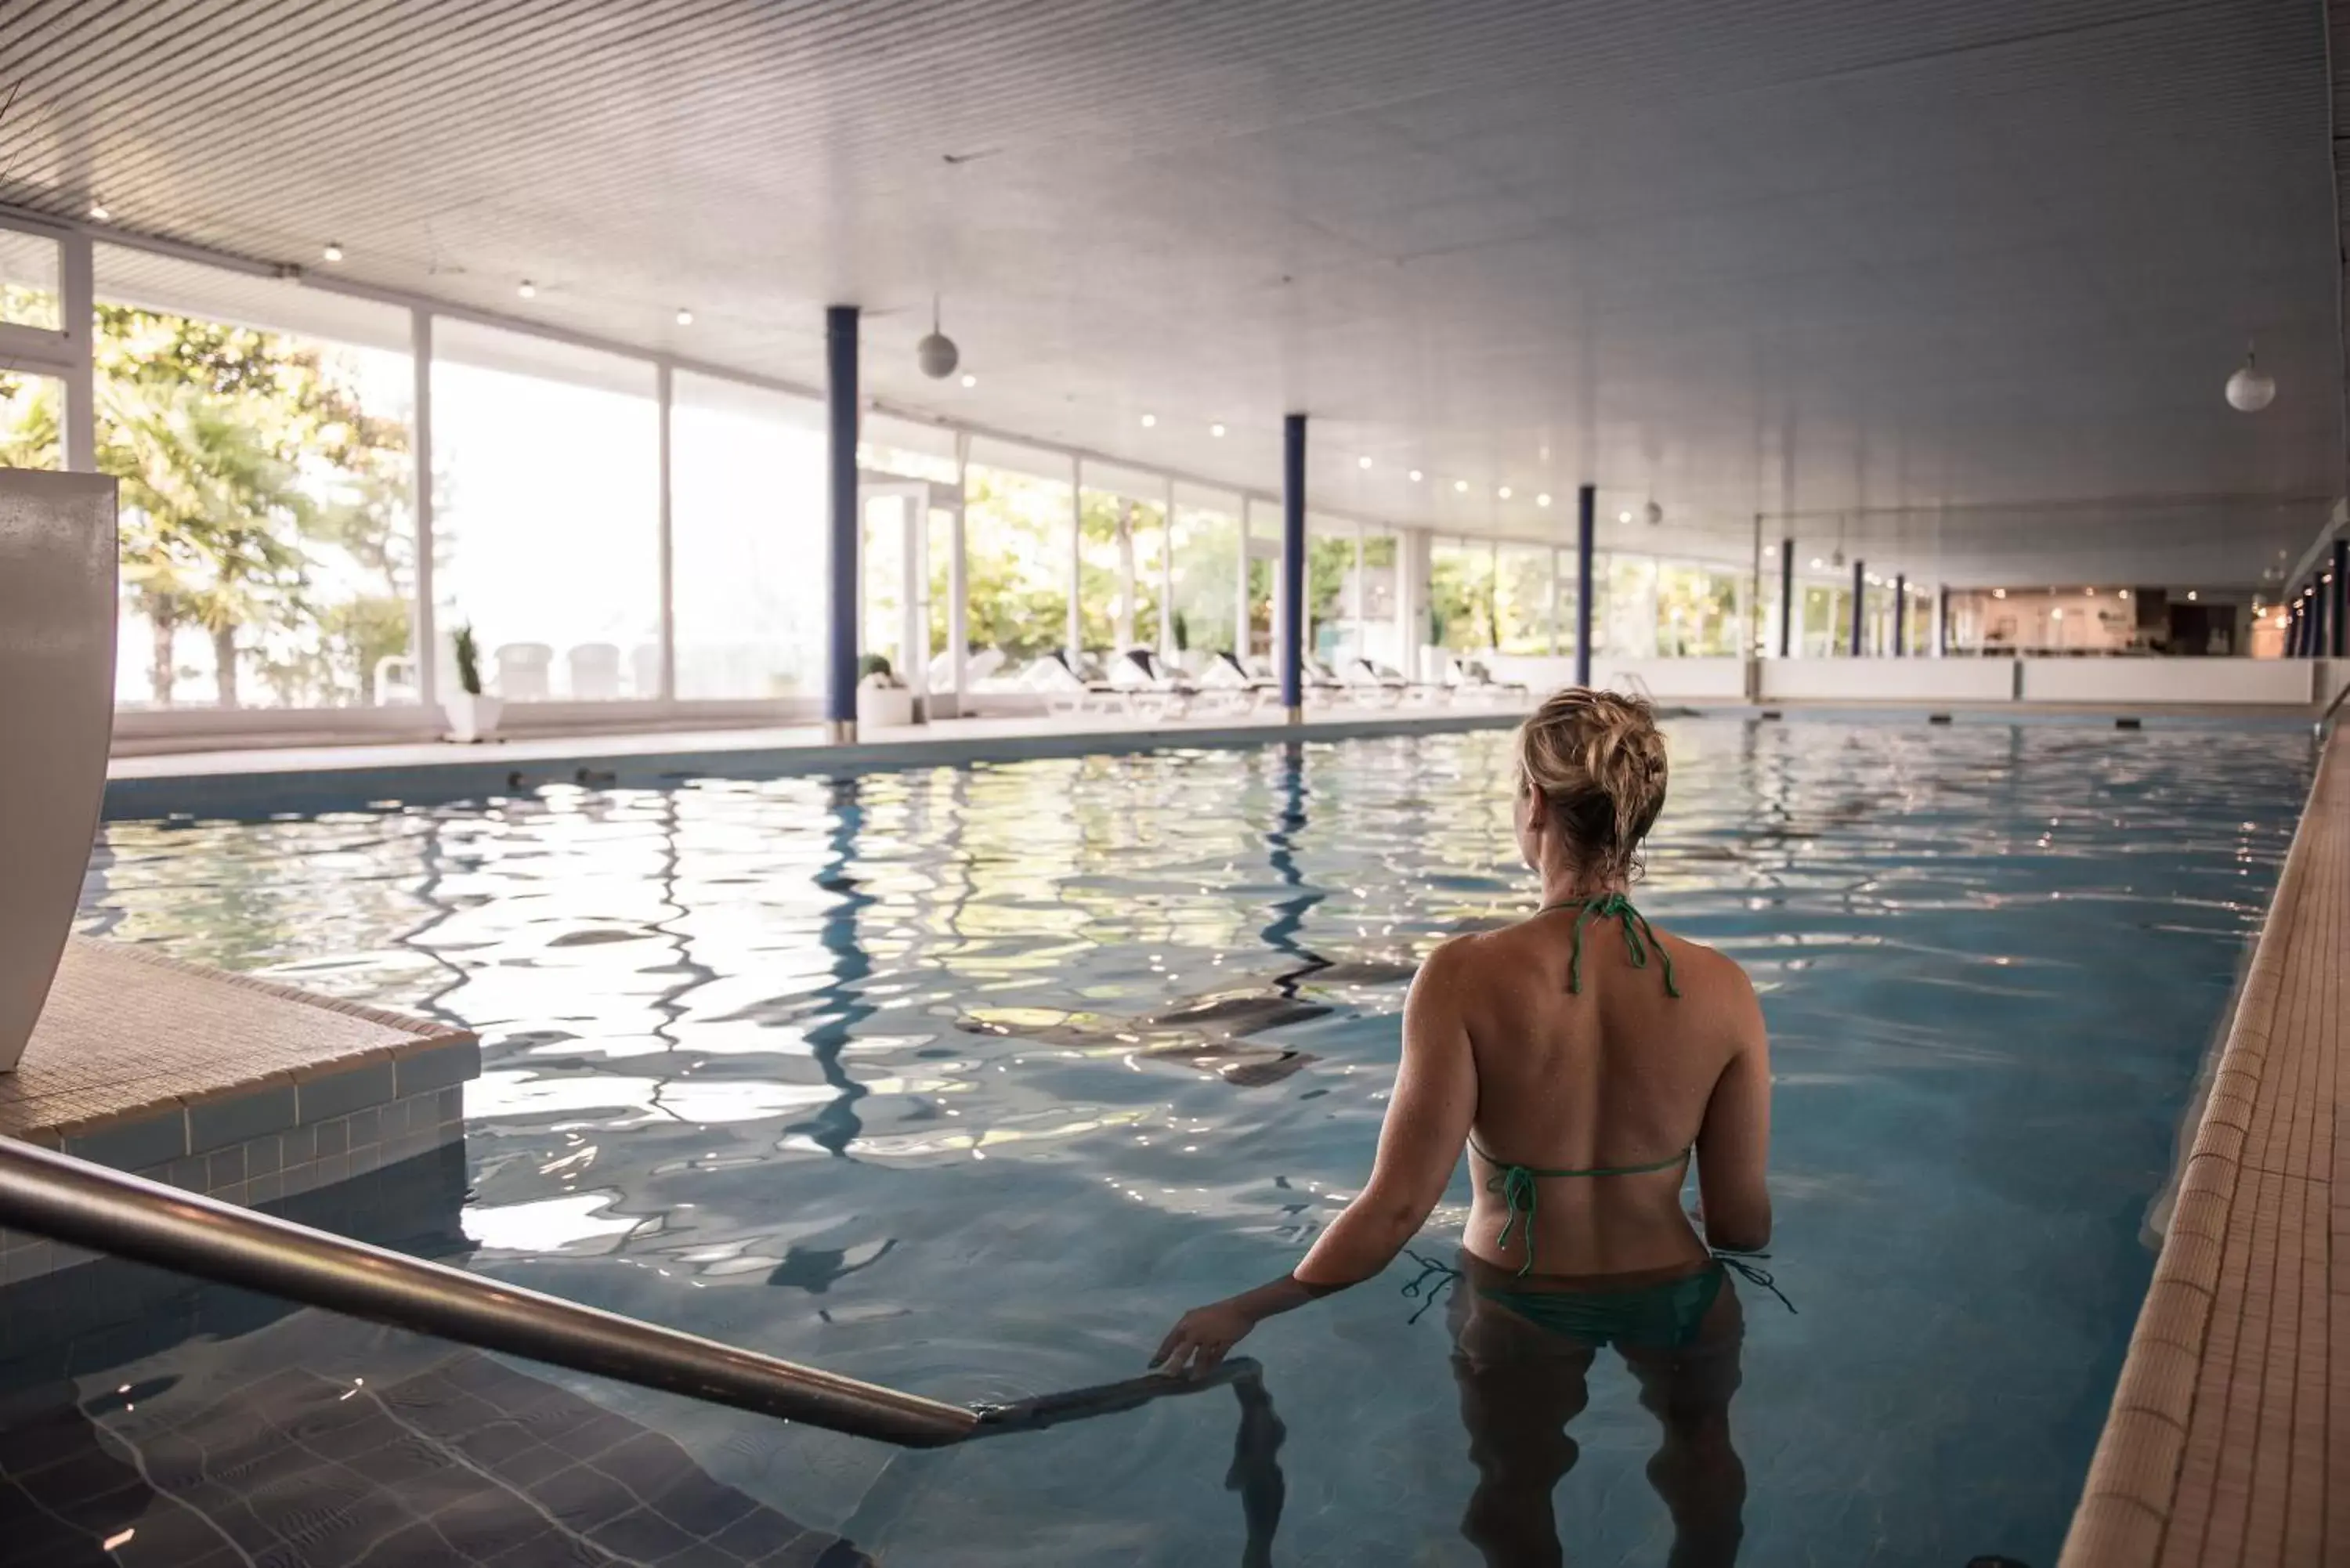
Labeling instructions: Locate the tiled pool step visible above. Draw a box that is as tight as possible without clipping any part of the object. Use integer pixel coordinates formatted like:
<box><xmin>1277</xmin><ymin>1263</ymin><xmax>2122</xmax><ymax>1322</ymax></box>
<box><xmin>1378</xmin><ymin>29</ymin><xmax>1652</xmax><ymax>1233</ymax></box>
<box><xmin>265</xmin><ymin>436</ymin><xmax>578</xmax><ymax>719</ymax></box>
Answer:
<box><xmin>0</xmin><ymin>939</ymin><xmax>479</xmax><ymax>1284</ymax></box>
<box><xmin>0</xmin><ymin>1324</ymin><xmax>873</xmax><ymax>1566</ymax></box>
<box><xmin>2063</xmin><ymin>723</ymin><xmax>2350</xmax><ymax>1564</ymax></box>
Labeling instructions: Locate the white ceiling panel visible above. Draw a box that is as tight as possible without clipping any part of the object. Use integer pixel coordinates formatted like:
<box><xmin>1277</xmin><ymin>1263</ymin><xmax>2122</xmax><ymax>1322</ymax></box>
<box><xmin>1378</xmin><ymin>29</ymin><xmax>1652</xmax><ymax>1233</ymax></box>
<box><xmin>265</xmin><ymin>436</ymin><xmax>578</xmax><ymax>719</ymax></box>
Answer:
<box><xmin>0</xmin><ymin>0</ymin><xmax>2337</xmax><ymax>586</ymax></box>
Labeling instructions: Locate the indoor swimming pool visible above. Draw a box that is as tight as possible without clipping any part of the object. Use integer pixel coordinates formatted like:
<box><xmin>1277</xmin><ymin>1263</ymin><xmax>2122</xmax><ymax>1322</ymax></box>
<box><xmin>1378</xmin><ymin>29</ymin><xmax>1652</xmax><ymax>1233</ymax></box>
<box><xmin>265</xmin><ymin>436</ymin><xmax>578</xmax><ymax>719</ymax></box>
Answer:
<box><xmin>33</xmin><ymin>721</ymin><xmax>2320</xmax><ymax>1566</ymax></box>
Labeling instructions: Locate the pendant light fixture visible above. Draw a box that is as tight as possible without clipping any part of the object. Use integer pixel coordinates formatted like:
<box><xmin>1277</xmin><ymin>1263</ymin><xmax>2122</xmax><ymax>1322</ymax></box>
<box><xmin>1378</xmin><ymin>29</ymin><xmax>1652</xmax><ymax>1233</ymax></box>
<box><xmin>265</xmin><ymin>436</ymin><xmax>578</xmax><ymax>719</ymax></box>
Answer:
<box><xmin>916</xmin><ymin>295</ymin><xmax>961</xmax><ymax>380</ymax></box>
<box><xmin>2225</xmin><ymin>345</ymin><xmax>2275</xmax><ymax>412</ymax></box>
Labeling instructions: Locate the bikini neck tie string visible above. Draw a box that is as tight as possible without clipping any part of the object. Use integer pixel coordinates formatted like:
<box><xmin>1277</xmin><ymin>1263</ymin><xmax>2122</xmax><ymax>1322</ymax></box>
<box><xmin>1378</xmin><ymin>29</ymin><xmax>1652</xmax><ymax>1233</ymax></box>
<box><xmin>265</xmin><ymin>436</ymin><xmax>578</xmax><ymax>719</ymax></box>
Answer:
<box><xmin>1552</xmin><ymin>892</ymin><xmax>1680</xmax><ymax>998</ymax></box>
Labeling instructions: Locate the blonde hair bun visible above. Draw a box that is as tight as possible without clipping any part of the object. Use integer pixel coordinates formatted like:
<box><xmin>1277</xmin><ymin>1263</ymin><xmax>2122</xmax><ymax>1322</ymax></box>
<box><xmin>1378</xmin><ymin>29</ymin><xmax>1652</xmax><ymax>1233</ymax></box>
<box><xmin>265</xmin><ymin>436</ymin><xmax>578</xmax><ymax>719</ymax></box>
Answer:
<box><xmin>1517</xmin><ymin>687</ymin><xmax>1668</xmax><ymax>883</ymax></box>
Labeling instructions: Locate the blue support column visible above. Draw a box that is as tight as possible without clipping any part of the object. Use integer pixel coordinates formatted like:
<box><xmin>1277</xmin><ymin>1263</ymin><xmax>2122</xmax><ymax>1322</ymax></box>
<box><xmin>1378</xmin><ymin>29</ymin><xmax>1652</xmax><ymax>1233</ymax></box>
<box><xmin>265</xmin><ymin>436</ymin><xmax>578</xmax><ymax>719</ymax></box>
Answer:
<box><xmin>1280</xmin><ymin>414</ymin><xmax>1307</xmax><ymax>720</ymax></box>
<box><xmin>1776</xmin><ymin>537</ymin><xmax>1795</xmax><ymax>658</ymax></box>
<box><xmin>1575</xmin><ymin>485</ymin><xmax>1597</xmax><ymax>686</ymax></box>
<box><xmin>825</xmin><ymin>305</ymin><xmax>860</xmax><ymax>742</ymax></box>
<box><xmin>1849</xmin><ymin>559</ymin><xmax>1867</xmax><ymax>655</ymax></box>
<box><xmin>1893</xmin><ymin>573</ymin><xmax>1907</xmax><ymax>656</ymax></box>
<box><xmin>2333</xmin><ymin>538</ymin><xmax>2347</xmax><ymax>657</ymax></box>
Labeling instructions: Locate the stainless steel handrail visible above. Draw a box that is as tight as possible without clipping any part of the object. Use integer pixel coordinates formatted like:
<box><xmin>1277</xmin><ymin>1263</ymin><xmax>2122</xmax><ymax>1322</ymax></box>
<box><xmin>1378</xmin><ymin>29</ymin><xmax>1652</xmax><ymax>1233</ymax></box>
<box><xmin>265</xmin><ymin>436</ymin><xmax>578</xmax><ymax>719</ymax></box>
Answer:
<box><xmin>0</xmin><ymin>1136</ymin><xmax>979</xmax><ymax>1448</ymax></box>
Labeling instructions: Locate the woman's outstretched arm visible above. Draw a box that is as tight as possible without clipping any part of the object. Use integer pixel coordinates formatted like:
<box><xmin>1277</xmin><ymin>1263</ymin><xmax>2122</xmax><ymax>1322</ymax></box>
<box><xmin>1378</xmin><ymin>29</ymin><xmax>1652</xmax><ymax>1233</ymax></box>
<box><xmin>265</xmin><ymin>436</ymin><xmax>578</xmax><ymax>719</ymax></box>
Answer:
<box><xmin>1152</xmin><ymin>938</ymin><xmax>1480</xmax><ymax>1375</ymax></box>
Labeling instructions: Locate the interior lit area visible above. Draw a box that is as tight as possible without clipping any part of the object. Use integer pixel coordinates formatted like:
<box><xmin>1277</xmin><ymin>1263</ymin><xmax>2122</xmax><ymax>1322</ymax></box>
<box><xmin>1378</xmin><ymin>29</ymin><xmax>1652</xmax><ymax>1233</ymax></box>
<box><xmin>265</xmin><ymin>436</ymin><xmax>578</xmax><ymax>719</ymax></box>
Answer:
<box><xmin>5</xmin><ymin>5</ymin><xmax>2350</xmax><ymax>1567</ymax></box>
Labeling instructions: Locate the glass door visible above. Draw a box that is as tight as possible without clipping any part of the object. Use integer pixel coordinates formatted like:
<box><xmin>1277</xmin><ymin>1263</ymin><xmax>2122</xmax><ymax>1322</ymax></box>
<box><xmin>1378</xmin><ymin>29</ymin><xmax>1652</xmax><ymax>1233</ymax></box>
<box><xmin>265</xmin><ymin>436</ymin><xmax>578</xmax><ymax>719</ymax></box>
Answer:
<box><xmin>859</xmin><ymin>483</ymin><xmax>929</xmax><ymax>715</ymax></box>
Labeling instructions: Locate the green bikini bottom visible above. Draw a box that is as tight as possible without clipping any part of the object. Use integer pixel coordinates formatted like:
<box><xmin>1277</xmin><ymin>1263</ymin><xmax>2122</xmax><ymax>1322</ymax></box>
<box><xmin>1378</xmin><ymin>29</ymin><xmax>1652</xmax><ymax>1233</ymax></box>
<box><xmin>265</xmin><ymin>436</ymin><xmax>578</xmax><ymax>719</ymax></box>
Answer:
<box><xmin>1477</xmin><ymin>1261</ymin><xmax>1728</xmax><ymax>1351</ymax></box>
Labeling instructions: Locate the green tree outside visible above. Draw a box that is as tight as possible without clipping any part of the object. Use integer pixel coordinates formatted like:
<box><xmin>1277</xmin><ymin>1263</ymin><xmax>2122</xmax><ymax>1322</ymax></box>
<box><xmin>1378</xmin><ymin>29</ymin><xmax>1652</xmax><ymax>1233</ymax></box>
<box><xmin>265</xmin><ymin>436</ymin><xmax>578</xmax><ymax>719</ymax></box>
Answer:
<box><xmin>0</xmin><ymin>302</ymin><xmax>412</xmax><ymax>708</ymax></box>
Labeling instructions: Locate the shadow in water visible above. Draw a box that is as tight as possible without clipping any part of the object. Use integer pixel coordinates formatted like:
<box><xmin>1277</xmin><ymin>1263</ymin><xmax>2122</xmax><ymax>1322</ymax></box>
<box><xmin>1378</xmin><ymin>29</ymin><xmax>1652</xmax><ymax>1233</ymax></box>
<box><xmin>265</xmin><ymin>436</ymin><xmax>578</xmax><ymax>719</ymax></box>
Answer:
<box><xmin>793</xmin><ymin>775</ymin><xmax>877</xmax><ymax>1156</ymax></box>
<box><xmin>974</xmin><ymin>1357</ymin><xmax>1288</xmax><ymax>1568</ymax></box>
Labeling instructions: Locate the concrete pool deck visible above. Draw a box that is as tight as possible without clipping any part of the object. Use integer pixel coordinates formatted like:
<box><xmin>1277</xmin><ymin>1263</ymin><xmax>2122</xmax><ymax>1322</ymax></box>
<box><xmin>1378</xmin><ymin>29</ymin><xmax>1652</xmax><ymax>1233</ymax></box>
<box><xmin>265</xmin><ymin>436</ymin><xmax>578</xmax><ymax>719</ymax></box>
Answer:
<box><xmin>0</xmin><ymin>941</ymin><xmax>479</xmax><ymax>1287</ymax></box>
<box><xmin>2063</xmin><ymin>722</ymin><xmax>2349</xmax><ymax>1566</ymax></box>
<box><xmin>103</xmin><ymin>697</ymin><xmax>2325</xmax><ymax>820</ymax></box>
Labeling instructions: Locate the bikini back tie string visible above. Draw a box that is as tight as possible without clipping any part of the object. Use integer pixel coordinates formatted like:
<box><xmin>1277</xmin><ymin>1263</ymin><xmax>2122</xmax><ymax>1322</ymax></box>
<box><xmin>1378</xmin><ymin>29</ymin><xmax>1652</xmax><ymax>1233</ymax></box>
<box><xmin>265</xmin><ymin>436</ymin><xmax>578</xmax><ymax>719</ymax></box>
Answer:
<box><xmin>1544</xmin><ymin>892</ymin><xmax>1679</xmax><ymax>997</ymax></box>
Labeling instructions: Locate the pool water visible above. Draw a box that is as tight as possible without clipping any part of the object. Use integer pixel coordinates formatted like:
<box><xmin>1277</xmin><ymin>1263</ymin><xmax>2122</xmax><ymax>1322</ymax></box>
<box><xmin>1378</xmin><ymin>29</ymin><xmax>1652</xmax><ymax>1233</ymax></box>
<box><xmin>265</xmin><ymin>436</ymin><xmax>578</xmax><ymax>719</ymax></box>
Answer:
<box><xmin>64</xmin><ymin>721</ymin><xmax>2316</xmax><ymax>1566</ymax></box>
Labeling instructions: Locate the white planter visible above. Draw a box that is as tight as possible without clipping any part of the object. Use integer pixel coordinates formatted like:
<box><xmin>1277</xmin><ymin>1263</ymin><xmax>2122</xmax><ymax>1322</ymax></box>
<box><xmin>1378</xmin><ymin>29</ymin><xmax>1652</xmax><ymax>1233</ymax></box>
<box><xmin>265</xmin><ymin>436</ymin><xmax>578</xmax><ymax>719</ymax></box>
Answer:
<box><xmin>0</xmin><ymin>471</ymin><xmax>118</xmax><ymax>1072</ymax></box>
<box><xmin>442</xmin><ymin>692</ymin><xmax>504</xmax><ymax>742</ymax></box>
<box><xmin>857</xmin><ymin>683</ymin><xmax>915</xmax><ymax>729</ymax></box>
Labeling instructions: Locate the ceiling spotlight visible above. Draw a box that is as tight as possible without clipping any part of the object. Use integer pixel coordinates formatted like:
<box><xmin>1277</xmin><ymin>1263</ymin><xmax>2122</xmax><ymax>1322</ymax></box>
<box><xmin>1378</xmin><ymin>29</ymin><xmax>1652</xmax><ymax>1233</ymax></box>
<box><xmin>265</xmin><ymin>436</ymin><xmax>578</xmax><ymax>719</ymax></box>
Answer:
<box><xmin>2118</xmin><ymin>589</ymin><xmax>2129</xmax><ymax>601</ymax></box>
<box><xmin>1810</xmin><ymin>558</ymin><xmax>1824</xmax><ymax>569</ymax></box>
<box><xmin>1994</xmin><ymin>588</ymin><xmax>2008</xmax><ymax>599</ymax></box>
<box><xmin>915</xmin><ymin>296</ymin><xmax>960</xmax><ymax>379</ymax></box>
<box><xmin>1210</xmin><ymin>423</ymin><xmax>1227</xmax><ymax>438</ymax></box>
<box><xmin>1408</xmin><ymin>468</ymin><xmax>1423</xmax><ymax>482</ymax></box>
<box><xmin>87</xmin><ymin>200</ymin><xmax>110</xmax><ymax>222</ymax></box>
<box><xmin>2186</xmin><ymin>590</ymin><xmax>2198</xmax><ymax>602</ymax></box>
<box><xmin>1498</xmin><ymin>486</ymin><xmax>1513</xmax><ymax>500</ymax></box>
<box><xmin>517</xmin><ymin>280</ymin><xmax>537</xmax><ymax>299</ymax></box>
<box><xmin>674</xmin><ymin>307</ymin><xmax>694</xmax><ymax>326</ymax></box>
<box><xmin>1141</xmin><ymin>413</ymin><xmax>1157</xmax><ymax>428</ymax></box>
<box><xmin>2225</xmin><ymin>346</ymin><xmax>2276</xmax><ymax>413</ymax></box>
<box><xmin>1537</xmin><ymin>493</ymin><xmax>1553</xmax><ymax>508</ymax></box>
<box><xmin>2084</xmin><ymin>586</ymin><xmax>2095</xmax><ymax>595</ymax></box>
<box><xmin>1455</xmin><ymin>479</ymin><xmax>1470</xmax><ymax>493</ymax></box>
<box><xmin>1762</xmin><ymin>544</ymin><xmax>1776</xmax><ymax>558</ymax></box>
<box><xmin>1358</xmin><ymin>455</ymin><xmax>1372</xmax><ymax>470</ymax></box>
<box><xmin>960</xmin><ymin>372</ymin><xmax>978</xmax><ymax>388</ymax></box>
<box><xmin>1618</xmin><ymin>509</ymin><xmax>1634</xmax><ymax>524</ymax></box>
<box><xmin>322</xmin><ymin>242</ymin><xmax>345</xmax><ymax>263</ymax></box>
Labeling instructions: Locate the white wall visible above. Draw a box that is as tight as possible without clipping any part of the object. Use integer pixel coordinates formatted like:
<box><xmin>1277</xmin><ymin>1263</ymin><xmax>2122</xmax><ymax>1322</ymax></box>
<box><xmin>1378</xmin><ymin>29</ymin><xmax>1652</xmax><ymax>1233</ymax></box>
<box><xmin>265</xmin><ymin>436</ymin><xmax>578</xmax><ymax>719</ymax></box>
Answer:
<box><xmin>1759</xmin><ymin>659</ymin><xmax>2015</xmax><ymax>703</ymax></box>
<box><xmin>1485</xmin><ymin>654</ymin><xmax>1749</xmax><ymax>700</ymax></box>
<box><xmin>2019</xmin><ymin>657</ymin><xmax>2315</xmax><ymax>705</ymax></box>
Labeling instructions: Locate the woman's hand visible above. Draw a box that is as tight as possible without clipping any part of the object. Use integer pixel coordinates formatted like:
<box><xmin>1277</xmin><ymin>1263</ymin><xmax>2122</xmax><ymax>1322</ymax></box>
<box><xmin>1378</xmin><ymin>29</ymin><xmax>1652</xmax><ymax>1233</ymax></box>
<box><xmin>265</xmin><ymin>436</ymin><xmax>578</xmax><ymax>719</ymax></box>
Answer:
<box><xmin>1151</xmin><ymin>1298</ymin><xmax>1259</xmax><ymax>1378</ymax></box>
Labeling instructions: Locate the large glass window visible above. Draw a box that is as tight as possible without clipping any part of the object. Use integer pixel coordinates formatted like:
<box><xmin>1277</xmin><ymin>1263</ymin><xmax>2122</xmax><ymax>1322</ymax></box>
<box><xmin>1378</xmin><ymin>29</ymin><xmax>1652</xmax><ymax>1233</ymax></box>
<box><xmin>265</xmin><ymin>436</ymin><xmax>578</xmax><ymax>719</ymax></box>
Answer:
<box><xmin>1430</xmin><ymin>537</ymin><xmax>1495</xmax><ymax>652</ymax></box>
<box><xmin>89</xmin><ymin>248</ymin><xmax>416</xmax><ymax>710</ymax></box>
<box><xmin>1080</xmin><ymin>463</ymin><xmax>1166</xmax><ymax>654</ymax></box>
<box><xmin>1553</xmin><ymin>550</ymin><xmax>1584</xmax><ymax>657</ymax></box>
<box><xmin>860</xmin><ymin>412</ymin><xmax>959</xmax><ymax>486</ymax></box>
<box><xmin>964</xmin><ymin>439</ymin><xmax>1071</xmax><ymax>666</ymax></box>
<box><xmin>1495</xmin><ymin>544</ymin><xmax>1554</xmax><ymax>655</ymax></box>
<box><xmin>1604</xmin><ymin>557</ymin><xmax>1659</xmax><ymax>657</ymax></box>
<box><xmin>432</xmin><ymin>319</ymin><xmax>659</xmax><ymax>701</ymax></box>
<box><xmin>0</xmin><ymin>228</ymin><xmax>62</xmax><ymax>330</ymax></box>
<box><xmin>1306</xmin><ymin>517</ymin><xmax>1355</xmax><ymax>664</ymax></box>
<box><xmin>1245</xmin><ymin>499</ymin><xmax>1281</xmax><ymax>663</ymax></box>
<box><xmin>1354</xmin><ymin>531</ymin><xmax>1402</xmax><ymax>667</ymax></box>
<box><xmin>0</xmin><ymin>369</ymin><xmax>62</xmax><ymax>468</ymax></box>
<box><xmin>671</xmin><ymin>374</ymin><xmax>826</xmax><ymax>699</ymax></box>
<box><xmin>1658</xmin><ymin>563</ymin><xmax>1742</xmax><ymax>656</ymax></box>
<box><xmin>1170</xmin><ymin>484</ymin><xmax>1242</xmax><ymax>663</ymax></box>
<box><xmin>1800</xmin><ymin>583</ymin><xmax>1838</xmax><ymax>656</ymax></box>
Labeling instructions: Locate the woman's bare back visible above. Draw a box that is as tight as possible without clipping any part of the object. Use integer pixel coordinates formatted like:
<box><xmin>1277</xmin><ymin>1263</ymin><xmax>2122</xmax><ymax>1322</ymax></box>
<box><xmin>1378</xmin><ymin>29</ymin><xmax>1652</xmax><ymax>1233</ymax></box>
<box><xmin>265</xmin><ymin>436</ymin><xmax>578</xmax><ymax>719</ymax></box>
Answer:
<box><xmin>1434</xmin><ymin>904</ymin><xmax>1772</xmax><ymax>1277</ymax></box>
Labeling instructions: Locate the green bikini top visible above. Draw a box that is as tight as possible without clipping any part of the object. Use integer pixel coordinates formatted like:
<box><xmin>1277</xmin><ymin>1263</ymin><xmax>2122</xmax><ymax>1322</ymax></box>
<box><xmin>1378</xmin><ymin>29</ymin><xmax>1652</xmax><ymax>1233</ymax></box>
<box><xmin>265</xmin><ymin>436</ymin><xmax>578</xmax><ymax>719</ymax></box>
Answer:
<box><xmin>1473</xmin><ymin>892</ymin><xmax>1688</xmax><ymax>1277</ymax></box>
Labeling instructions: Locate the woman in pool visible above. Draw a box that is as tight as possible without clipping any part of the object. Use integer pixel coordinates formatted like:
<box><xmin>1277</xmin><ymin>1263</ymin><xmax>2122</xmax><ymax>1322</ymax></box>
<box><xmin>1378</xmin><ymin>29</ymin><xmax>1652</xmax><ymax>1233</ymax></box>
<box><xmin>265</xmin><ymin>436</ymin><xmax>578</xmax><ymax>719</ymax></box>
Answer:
<box><xmin>1154</xmin><ymin>687</ymin><xmax>1770</xmax><ymax>1566</ymax></box>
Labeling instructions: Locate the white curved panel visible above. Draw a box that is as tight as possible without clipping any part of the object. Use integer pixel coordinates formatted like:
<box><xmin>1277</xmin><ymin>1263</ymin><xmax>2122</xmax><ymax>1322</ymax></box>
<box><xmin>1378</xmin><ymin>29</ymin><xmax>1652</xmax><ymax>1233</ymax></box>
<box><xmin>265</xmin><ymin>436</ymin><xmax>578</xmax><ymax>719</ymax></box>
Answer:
<box><xmin>0</xmin><ymin>470</ymin><xmax>117</xmax><ymax>1071</ymax></box>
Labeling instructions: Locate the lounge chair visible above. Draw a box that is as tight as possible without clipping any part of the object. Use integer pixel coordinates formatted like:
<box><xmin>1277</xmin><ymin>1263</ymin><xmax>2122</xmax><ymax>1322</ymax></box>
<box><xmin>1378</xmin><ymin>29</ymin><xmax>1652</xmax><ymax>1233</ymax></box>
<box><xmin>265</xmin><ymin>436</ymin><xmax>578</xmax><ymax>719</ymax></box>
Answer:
<box><xmin>1109</xmin><ymin>649</ymin><xmax>1199</xmax><ymax>719</ymax></box>
<box><xmin>1019</xmin><ymin>650</ymin><xmax>1126</xmax><ymax>717</ymax></box>
<box><xmin>1444</xmin><ymin>655</ymin><xmax>1531</xmax><ymax>706</ymax></box>
<box><xmin>1345</xmin><ymin>657</ymin><xmax>1448</xmax><ymax>707</ymax></box>
<box><xmin>927</xmin><ymin>647</ymin><xmax>1007</xmax><ymax>689</ymax></box>
<box><xmin>1198</xmin><ymin>651</ymin><xmax>1278</xmax><ymax>713</ymax></box>
<box><xmin>493</xmin><ymin>642</ymin><xmax>553</xmax><ymax>700</ymax></box>
<box><xmin>1247</xmin><ymin>655</ymin><xmax>1346</xmax><ymax>706</ymax></box>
